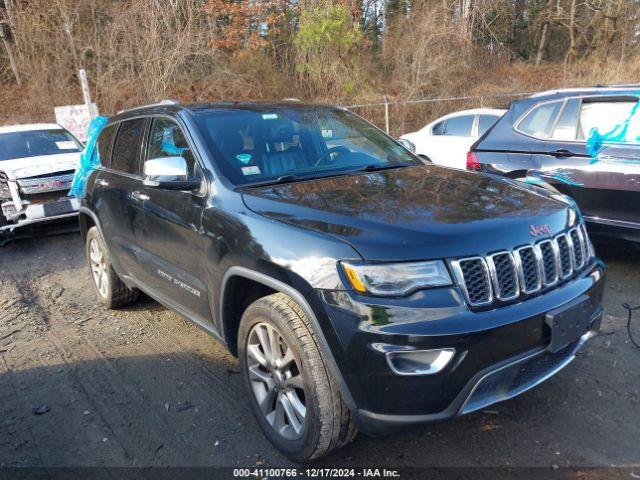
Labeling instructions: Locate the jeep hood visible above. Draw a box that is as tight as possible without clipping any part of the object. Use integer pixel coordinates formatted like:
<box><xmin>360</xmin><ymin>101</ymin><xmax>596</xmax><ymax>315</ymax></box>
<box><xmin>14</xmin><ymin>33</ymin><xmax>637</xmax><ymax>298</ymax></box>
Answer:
<box><xmin>242</xmin><ymin>166</ymin><xmax>576</xmax><ymax>261</ymax></box>
<box><xmin>0</xmin><ymin>152</ymin><xmax>80</xmax><ymax>180</ymax></box>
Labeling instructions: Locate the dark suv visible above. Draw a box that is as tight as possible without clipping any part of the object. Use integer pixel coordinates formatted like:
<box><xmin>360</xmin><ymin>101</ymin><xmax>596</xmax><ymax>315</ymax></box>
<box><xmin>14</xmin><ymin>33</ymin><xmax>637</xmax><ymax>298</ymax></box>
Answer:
<box><xmin>80</xmin><ymin>101</ymin><xmax>605</xmax><ymax>461</ymax></box>
<box><xmin>469</xmin><ymin>86</ymin><xmax>640</xmax><ymax>243</ymax></box>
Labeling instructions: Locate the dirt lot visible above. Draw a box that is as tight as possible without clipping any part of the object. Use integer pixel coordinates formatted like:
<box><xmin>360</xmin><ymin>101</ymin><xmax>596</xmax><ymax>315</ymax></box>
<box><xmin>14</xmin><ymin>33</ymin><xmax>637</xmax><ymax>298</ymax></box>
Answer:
<box><xmin>0</xmin><ymin>230</ymin><xmax>639</xmax><ymax>469</ymax></box>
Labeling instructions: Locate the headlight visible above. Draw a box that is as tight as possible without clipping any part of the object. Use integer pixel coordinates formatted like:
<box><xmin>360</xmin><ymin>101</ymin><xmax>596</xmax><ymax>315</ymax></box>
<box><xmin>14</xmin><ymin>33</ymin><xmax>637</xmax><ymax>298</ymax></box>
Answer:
<box><xmin>340</xmin><ymin>260</ymin><xmax>452</xmax><ymax>297</ymax></box>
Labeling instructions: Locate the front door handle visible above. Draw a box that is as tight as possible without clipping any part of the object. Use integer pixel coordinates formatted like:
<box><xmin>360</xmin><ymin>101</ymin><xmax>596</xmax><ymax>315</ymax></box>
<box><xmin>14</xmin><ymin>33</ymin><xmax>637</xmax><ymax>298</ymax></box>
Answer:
<box><xmin>551</xmin><ymin>149</ymin><xmax>575</xmax><ymax>158</ymax></box>
<box><xmin>131</xmin><ymin>191</ymin><xmax>150</xmax><ymax>201</ymax></box>
<box><xmin>96</xmin><ymin>179</ymin><xmax>109</xmax><ymax>187</ymax></box>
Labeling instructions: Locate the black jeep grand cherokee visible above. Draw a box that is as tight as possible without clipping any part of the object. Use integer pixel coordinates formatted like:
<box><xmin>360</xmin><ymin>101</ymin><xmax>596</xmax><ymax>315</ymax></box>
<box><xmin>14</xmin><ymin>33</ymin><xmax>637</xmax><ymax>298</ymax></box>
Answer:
<box><xmin>80</xmin><ymin>101</ymin><xmax>604</xmax><ymax>461</ymax></box>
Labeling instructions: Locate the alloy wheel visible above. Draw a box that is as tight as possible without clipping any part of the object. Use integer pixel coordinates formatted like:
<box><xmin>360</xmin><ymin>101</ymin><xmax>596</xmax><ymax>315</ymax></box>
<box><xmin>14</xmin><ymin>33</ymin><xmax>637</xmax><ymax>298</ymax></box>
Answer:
<box><xmin>89</xmin><ymin>238</ymin><xmax>109</xmax><ymax>298</ymax></box>
<box><xmin>246</xmin><ymin>322</ymin><xmax>307</xmax><ymax>440</ymax></box>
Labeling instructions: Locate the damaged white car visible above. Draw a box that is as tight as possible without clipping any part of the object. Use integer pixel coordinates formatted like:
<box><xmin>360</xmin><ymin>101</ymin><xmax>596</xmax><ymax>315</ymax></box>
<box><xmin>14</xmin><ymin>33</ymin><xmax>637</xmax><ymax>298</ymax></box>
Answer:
<box><xmin>0</xmin><ymin>123</ymin><xmax>82</xmax><ymax>242</ymax></box>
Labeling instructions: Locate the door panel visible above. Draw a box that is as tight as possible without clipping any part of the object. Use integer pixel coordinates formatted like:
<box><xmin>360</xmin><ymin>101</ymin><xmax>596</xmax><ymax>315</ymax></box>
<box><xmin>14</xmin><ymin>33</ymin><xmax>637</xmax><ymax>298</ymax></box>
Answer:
<box><xmin>134</xmin><ymin>116</ymin><xmax>211</xmax><ymax>321</ymax></box>
<box><xmin>135</xmin><ymin>187</ymin><xmax>209</xmax><ymax>319</ymax></box>
<box><xmin>92</xmin><ymin>169</ymin><xmax>142</xmax><ymax>276</ymax></box>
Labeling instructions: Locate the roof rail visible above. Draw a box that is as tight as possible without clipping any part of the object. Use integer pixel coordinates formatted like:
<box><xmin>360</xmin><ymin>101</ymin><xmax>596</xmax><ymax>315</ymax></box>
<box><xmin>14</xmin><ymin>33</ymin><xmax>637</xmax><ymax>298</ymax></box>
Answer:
<box><xmin>530</xmin><ymin>85</ymin><xmax>640</xmax><ymax>98</ymax></box>
<box><xmin>117</xmin><ymin>99</ymin><xmax>180</xmax><ymax>114</ymax></box>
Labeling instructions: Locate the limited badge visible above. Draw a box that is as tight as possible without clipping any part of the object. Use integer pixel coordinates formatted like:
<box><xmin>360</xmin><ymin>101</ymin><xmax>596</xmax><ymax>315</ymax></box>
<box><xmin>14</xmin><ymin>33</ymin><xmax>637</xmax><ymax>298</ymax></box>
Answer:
<box><xmin>236</xmin><ymin>153</ymin><xmax>252</xmax><ymax>164</ymax></box>
<box><xmin>241</xmin><ymin>166</ymin><xmax>261</xmax><ymax>176</ymax></box>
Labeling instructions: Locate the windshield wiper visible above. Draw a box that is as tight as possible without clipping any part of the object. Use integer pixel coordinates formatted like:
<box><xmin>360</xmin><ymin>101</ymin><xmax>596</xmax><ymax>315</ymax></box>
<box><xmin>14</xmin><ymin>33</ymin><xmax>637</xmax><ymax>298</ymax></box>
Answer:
<box><xmin>356</xmin><ymin>162</ymin><xmax>415</xmax><ymax>173</ymax></box>
<box><xmin>243</xmin><ymin>174</ymin><xmax>301</xmax><ymax>188</ymax></box>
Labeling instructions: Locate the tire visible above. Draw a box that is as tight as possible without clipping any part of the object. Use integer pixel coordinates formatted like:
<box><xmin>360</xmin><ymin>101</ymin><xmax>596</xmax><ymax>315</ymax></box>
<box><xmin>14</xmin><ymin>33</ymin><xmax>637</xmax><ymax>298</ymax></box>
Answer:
<box><xmin>85</xmin><ymin>226</ymin><xmax>138</xmax><ymax>309</ymax></box>
<box><xmin>238</xmin><ymin>293</ymin><xmax>357</xmax><ymax>461</ymax></box>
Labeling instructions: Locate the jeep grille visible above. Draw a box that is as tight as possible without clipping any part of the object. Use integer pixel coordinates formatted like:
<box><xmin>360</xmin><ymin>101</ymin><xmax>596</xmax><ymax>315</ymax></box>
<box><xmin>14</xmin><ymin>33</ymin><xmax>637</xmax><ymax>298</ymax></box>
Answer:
<box><xmin>451</xmin><ymin>226</ymin><xmax>591</xmax><ymax>308</ymax></box>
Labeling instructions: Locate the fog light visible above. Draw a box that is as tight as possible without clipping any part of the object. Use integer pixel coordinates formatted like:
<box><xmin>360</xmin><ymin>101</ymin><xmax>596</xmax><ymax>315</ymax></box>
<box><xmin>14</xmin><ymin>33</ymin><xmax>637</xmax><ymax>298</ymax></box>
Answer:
<box><xmin>386</xmin><ymin>348</ymin><xmax>455</xmax><ymax>376</ymax></box>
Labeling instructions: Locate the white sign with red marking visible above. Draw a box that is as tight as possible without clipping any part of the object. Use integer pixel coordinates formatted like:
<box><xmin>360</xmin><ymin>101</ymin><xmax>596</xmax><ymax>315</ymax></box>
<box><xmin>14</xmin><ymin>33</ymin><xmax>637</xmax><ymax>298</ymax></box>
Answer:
<box><xmin>54</xmin><ymin>104</ymin><xmax>98</xmax><ymax>143</ymax></box>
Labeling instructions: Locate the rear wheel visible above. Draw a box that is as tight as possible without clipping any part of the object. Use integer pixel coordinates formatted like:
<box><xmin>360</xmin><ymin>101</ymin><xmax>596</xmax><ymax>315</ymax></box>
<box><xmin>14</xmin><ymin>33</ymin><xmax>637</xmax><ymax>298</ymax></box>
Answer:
<box><xmin>238</xmin><ymin>293</ymin><xmax>357</xmax><ymax>461</ymax></box>
<box><xmin>86</xmin><ymin>226</ymin><xmax>138</xmax><ymax>308</ymax></box>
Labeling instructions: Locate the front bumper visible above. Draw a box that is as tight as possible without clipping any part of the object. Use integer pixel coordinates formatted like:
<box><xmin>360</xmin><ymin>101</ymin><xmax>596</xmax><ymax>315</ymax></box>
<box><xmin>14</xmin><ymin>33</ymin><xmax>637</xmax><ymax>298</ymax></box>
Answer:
<box><xmin>1</xmin><ymin>188</ymin><xmax>79</xmax><ymax>234</ymax></box>
<box><xmin>314</xmin><ymin>260</ymin><xmax>605</xmax><ymax>435</ymax></box>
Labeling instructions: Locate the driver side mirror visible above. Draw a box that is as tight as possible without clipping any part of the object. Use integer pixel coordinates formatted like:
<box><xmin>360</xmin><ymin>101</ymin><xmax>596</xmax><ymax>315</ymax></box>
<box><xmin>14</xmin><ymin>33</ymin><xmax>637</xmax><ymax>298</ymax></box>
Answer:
<box><xmin>143</xmin><ymin>156</ymin><xmax>200</xmax><ymax>190</ymax></box>
<box><xmin>398</xmin><ymin>138</ymin><xmax>416</xmax><ymax>153</ymax></box>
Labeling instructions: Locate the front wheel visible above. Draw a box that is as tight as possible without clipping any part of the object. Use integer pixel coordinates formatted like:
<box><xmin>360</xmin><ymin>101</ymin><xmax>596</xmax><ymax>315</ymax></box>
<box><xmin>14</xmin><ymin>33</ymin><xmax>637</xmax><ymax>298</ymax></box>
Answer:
<box><xmin>238</xmin><ymin>293</ymin><xmax>357</xmax><ymax>461</ymax></box>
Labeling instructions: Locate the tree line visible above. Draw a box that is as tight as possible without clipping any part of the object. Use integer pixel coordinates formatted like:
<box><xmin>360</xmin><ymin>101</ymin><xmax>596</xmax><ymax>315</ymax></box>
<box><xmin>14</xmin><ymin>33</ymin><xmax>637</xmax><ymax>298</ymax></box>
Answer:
<box><xmin>0</xmin><ymin>0</ymin><xmax>638</xmax><ymax>131</ymax></box>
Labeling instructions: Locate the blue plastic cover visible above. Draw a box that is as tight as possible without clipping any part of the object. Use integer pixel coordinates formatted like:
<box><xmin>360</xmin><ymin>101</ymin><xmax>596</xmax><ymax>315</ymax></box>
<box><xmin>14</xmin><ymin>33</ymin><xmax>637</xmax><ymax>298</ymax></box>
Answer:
<box><xmin>68</xmin><ymin>116</ymin><xmax>108</xmax><ymax>198</ymax></box>
<box><xmin>586</xmin><ymin>97</ymin><xmax>640</xmax><ymax>163</ymax></box>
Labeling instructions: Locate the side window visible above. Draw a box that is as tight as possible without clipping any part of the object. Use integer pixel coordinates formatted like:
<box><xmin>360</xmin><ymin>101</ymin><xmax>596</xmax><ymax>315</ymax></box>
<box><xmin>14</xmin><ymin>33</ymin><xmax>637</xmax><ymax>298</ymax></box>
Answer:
<box><xmin>431</xmin><ymin>120</ymin><xmax>445</xmax><ymax>135</ymax></box>
<box><xmin>552</xmin><ymin>99</ymin><xmax>580</xmax><ymax>140</ymax></box>
<box><xmin>477</xmin><ymin>115</ymin><xmax>500</xmax><ymax>136</ymax></box>
<box><xmin>518</xmin><ymin>100</ymin><xmax>563</xmax><ymax>139</ymax></box>
<box><xmin>442</xmin><ymin>115</ymin><xmax>474</xmax><ymax>136</ymax></box>
<box><xmin>111</xmin><ymin>118</ymin><xmax>146</xmax><ymax>175</ymax></box>
<box><xmin>577</xmin><ymin>99</ymin><xmax>638</xmax><ymax>141</ymax></box>
<box><xmin>147</xmin><ymin>118</ymin><xmax>198</xmax><ymax>178</ymax></box>
<box><xmin>96</xmin><ymin>124</ymin><xmax>117</xmax><ymax>167</ymax></box>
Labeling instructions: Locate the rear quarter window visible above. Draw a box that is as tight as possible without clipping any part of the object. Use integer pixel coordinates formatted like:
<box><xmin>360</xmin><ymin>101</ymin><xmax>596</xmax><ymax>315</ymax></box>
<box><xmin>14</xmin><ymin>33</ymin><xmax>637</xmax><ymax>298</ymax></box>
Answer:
<box><xmin>441</xmin><ymin>115</ymin><xmax>474</xmax><ymax>136</ymax></box>
<box><xmin>517</xmin><ymin>100</ymin><xmax>563</xmax><ymax>139</ymax></box>
<box><xmin>96</xmin><ymin>124</ymin><xmax>117</xmax><ymax>167</ymax></box>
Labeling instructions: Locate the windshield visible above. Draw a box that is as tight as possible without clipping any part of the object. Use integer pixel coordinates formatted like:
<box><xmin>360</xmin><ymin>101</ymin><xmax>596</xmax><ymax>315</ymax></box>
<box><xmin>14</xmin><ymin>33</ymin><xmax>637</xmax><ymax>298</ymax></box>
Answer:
<box><xmin>192</xmin><ymin>106</ymin><xmax>421</xmax><ymax>185</ymax></box>
<box><xmin>0</xmin><ymin>129</ymin><xmax>82</xmax><ymax>161</ymax></box>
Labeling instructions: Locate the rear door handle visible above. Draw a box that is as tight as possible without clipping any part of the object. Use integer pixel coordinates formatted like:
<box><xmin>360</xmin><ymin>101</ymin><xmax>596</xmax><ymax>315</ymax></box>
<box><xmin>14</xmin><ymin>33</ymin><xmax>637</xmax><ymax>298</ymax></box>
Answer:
<box><xmin>131</xmin><ymin>191</ymin><xmax>150</xmax><ymax>201</ymax></box>
<box><xmin>551</xmin><ymin>149</ymin><xmax>575</xmax><ymax>158</ymax></box>
<box><xmin>96</xmin><ymin>179</ymin><xmax>109</xmax><ymax>187</ymax></box>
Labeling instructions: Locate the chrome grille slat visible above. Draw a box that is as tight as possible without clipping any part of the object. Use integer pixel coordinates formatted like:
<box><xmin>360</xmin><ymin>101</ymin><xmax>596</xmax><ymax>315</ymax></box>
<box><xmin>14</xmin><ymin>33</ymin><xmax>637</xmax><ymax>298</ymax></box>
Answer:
<box><xmin>16</xmin><ymin>173</ymin><xmax>75</xmax><ymax>194</ymax></box>
<box><xmin>451</xmin><ymin>257</ymin><xmax>493</xmax><ymax>307</ymax></box>
<box><xmin>487</xmin><ymin>252</ymin><xmax>519</xmax><ymax>301</ymax></box>
<box><xmin>569</xmin><ymin>227</ymin><xmax>586</xmax><ymax>270</ymax></box>
<box><xmin>555</xmin><ymin>233</ymin><xmax>573</xmax><ymax>279</ymax></box>
<box><xmin>514</xmin><ymin>246</ymin><xmax>542</xmax><ymax>294</ymax></box>
<box><xmin>537</xmin><ymin>239</ymin><xmax>560</xmax><ymax>287</ymax></box>
<box><xmin>452</xmin><ymin>224</ymin><xmax>592</xmax><ymax>308</ymax></box>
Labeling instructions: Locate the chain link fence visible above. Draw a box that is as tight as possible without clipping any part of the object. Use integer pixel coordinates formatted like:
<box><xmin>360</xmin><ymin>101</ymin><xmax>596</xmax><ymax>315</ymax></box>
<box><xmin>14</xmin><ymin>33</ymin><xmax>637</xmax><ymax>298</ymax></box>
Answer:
<box><xmin>343</xmin><ymin>92</ymin><xmax>535</xmax><ymax>137</ymax></box>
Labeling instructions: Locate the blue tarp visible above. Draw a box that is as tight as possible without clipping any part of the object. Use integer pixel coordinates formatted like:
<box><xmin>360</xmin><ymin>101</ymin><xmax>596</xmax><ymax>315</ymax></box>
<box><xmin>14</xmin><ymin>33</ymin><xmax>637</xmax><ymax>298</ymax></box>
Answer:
<box><xmin>68</xmin><ymin>115</ymin><xmax>108</xmax><ymax>198</ymax></box>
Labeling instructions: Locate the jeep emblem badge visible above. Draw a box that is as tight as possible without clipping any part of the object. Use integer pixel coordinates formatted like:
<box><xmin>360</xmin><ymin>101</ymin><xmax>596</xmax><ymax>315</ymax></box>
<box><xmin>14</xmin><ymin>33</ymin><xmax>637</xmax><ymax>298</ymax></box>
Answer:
<box><xmin>530</xmin><ymin>224</ymin><xmax>552</xmax><ymax>236</ymax></box>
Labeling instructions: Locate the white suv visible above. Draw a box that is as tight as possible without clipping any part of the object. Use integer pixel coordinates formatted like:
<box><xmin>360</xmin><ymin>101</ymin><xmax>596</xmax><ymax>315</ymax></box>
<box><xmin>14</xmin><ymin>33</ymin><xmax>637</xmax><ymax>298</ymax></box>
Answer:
<box><xmin>0</xmin><ymin>123</ymin><xmax>82</xmax><ymax>242</ymax></box>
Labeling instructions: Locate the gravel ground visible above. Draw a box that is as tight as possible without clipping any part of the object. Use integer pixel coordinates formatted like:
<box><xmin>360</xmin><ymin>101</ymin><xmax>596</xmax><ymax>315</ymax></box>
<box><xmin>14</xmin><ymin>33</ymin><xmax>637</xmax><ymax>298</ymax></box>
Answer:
<box><xmin>0</xmin><ymin>230</ymin><xmax>639</xmax><ymax>469</ymax></box>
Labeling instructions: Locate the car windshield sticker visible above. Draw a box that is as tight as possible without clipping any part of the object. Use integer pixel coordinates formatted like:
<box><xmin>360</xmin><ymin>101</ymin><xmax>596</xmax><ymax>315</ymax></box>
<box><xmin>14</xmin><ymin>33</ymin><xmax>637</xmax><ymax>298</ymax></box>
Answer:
<box><xmin>321</xmin><ymin>129</ymin><xmax>333</xmax><ymax>138</ymax></box>
<box><xmin>241</xmin><ymin>166</ymin><xmax>261</xmax><ymax>176</ymax></box>
<box><xmin>56</xmin><ymin>141</ymin><xmax>77</xmax><ymax>150</ymax></box>
<box><xmin>236</xmin><ymin>153</ymin><xmax>252</xmax><ymax>164</ymax></box>
<box><xmin>262</xmin><ymin>113</ymin><xmax>278</xmax><ymax>120</ymax></box>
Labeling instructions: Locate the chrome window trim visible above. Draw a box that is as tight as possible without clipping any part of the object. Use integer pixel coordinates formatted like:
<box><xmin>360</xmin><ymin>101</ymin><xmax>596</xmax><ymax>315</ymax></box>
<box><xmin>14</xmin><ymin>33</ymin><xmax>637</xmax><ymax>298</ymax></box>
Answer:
<box><xmin>486</xmin><ymin>251</ymin><xmax>520</xmax><ymax>301</ymax></box>
<box><xmin>450</xmin><ymin>257</ymin><xmax>493</xmax><ymax>307</ymax></box>
<box><xmin>514</xmin><ymin>93</ymin><xmax>640</xmax><ymax>144</ymax></box>
<box><xmin>513</xmin><ymin>245</ymin><xmax>542</xmax><ymax>294</ymax></box>
<box><xmin>536</xmin><ymin>239</ymin><xmax>560</xmax><ymax>287</ymax></box>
